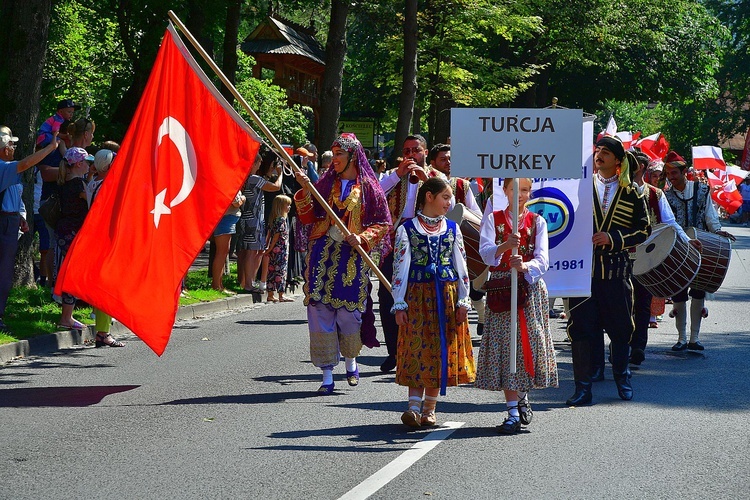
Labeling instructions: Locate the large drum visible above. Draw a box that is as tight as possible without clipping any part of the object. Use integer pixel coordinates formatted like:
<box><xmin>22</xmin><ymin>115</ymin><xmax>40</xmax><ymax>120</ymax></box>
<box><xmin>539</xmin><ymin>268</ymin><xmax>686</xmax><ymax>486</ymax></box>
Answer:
<box><xmin>633</xmin><ymin>224</ymin><xmax>701</xmax><ymax>298</ymax></box>
<box><xmin>446</xmin><ymin>203</ymin><xmax>488</xmax><ymax>280</ymax></box>
<box><xmin>686</xmin><ymin>227</ymin><xmax>731</xmax><ymax>293</ymax></box>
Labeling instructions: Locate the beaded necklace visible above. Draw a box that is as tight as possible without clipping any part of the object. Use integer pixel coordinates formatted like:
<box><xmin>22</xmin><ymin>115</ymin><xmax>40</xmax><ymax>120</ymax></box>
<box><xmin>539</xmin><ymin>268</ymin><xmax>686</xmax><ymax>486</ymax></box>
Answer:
<box><xmin>417</xmin><ymin>211</ymin><xmax>444</xmax><ymax>234</ymax></box>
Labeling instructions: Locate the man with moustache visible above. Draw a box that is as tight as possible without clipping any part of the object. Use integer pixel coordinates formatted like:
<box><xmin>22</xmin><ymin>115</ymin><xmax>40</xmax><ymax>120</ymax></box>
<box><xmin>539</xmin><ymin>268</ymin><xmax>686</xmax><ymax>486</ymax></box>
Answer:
<box><xmin>428</xmin><ymin>144</ymin><xmax>481</xmax><ymax>212</ymax></box>
<box><xmin>378</xmin><ymin>135</ymin><xmax>433</xmax><ymax>372</ymax></box>
<box><xmin>566</xmin><ymin>136</ymin><xmax>650</xmax><ymax>406</ymax></box>
<box><xmin>662</xmin><ymin>151</ymin><xmax>735</xmax><ymax>352</ymax></box>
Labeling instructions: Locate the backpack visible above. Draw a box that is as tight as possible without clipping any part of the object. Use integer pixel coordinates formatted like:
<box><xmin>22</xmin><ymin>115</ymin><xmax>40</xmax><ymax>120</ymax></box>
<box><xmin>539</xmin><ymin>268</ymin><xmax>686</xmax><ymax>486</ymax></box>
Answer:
<box><xmin>39</xmin><ymin>192</ymin><xmax>62</xmax><ymax>229</ymax></box>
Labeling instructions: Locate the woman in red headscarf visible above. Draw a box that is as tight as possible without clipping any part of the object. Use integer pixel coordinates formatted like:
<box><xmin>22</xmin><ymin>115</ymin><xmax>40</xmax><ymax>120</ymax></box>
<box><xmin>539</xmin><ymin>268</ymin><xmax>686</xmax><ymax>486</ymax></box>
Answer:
<box><xmin>294</xmin><ymin>133</ymin><xmax>392</xmax><ymax>395</ymax></box>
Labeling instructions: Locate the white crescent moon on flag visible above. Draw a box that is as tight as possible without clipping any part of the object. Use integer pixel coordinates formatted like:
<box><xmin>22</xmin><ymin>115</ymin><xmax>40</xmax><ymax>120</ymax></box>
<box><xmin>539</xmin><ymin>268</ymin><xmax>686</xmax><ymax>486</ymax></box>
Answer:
<box><xmin>151</xmin><ymin>116</ymin><xmax>198</xmax><ymax>228</ymax></box>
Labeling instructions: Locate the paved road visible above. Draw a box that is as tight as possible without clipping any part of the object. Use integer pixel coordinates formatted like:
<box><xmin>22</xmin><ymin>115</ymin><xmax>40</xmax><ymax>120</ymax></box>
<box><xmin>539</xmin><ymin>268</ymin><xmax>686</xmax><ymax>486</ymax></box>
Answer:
<box><xmin>2</xmin><ymin>225</ymin><xmax>750</xmax><ymax>499</ymax></box>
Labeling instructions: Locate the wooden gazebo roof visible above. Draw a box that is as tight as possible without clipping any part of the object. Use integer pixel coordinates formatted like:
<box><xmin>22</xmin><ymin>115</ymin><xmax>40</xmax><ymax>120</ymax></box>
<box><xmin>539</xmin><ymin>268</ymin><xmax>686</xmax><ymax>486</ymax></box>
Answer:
<box><xmin>240</xmin><ymin>15</ymin><xmax>325</xmax><ymax>76</ymax></box>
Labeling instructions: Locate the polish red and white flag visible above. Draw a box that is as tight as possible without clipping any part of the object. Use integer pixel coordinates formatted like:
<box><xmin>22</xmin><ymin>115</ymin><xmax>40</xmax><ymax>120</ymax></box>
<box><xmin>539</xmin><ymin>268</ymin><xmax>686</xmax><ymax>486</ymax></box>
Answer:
<box><xmin>596</xmin><ymin>115</ymin><xmax>618</xmax><ymax>142</ymax></box>
<box><xmin>55</xmin><ymin>24</ymin><xmax>262</xmax><ymax>355</ymax></box>
<box><xmin>725</xmin><ymin>164</ymin><xmax>750</xmax><ymax>185</ymax></box>
<box><xmin>692</xmin><ymin>145</ymin><xmax>726</xmax><ymax>171</ymax></box>
<box><xmin>615</xmin><ymin>131</ymin><xmax>633</xmax><ymax>150</ymax></box>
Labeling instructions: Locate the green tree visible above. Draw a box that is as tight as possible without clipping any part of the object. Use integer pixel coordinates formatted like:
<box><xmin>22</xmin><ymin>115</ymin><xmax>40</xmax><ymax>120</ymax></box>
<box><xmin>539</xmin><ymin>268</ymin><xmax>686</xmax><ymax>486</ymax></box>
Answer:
<box><xmin>234</xmin><ymin>52</ymin><xmax>310</xmax><ymax>145</ymax></box>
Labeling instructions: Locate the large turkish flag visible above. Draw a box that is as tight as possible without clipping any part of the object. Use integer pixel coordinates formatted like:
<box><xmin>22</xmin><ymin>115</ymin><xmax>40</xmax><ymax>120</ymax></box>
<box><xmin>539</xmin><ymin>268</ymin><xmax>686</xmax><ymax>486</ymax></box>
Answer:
<box><xmin>55</xmin><ymin>24</ymin><xmax>261</xmax><ymax>355</ymax></box>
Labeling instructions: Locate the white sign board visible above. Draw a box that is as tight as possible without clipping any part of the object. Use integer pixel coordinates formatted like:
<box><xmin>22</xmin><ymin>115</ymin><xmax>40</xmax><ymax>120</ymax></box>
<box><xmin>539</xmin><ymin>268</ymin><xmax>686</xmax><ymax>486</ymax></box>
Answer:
<box><xmin>489</xmin><ymin>118</ymin><xmax>595</xmax><ymax>297</ymax></box>
<box><xmin>451</xmin><ymin>108</ymin><xmax>584</xmax><ymax>179</ymax></box>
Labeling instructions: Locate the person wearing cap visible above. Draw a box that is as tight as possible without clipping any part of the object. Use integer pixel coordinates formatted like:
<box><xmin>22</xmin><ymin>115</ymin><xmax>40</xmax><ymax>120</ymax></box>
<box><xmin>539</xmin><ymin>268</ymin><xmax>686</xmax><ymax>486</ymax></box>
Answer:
<box><xmin>295</xmin><ymin>146</ymin><xmax>319</xmax><ymax>183</ymax></box>
<box><xmin>566</xmin><ymin>136</ymin><xmax>650</xmax><ymax>406</ymax></box>
<box><xmin>39</xmin><ymin>117</ymin><xmax>96</xmax><ymax>294</ymax></box>
<box><xmin>54</xmin><ymin>146</ymin><xmax>94</xmax><ymax>331</ymax></box>
<box><xmin>36</xmin><ymin>98</ymin><xmax>81</xmax><ymax>148</ymax></box>
<box><xmin>0</xmin><ymin>128</ymin><xmax>61</xmax><ymax>332</ymax></box>
<box><xmin>662</xmin><ymin>151</ymin><xmax>735</xmax><ymax>352</ymax></box>
<box><xmin>81</xmin><ymin>147</ymin><xmax>125</xmax><ymax>347</ymax></box>
<box><xmin>293</xmin><ymin>132</ymin><xmax>391</xmax><ymax>395</ymax></box>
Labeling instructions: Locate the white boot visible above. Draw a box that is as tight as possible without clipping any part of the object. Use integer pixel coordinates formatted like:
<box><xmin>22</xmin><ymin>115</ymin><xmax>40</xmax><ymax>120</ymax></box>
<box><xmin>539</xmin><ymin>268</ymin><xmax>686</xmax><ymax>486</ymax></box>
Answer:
<box><xmin>688</xmin><ymin>298</ymin><xmax>706</xmax><ymax>350</ymax></box>
<box><xmin>671</xmin><ymin>301</ymin><xmax>688</xmax><ymax>350</ymax></box>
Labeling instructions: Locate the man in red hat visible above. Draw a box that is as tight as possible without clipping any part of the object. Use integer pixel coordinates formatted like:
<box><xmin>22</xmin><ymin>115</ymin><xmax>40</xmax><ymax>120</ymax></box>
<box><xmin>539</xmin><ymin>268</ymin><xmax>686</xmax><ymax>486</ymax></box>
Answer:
<box><xmin>662</xmin><ymin>151</ymin><xmax>735</xmax><ymax>351</ymax></box>
<box><xmin>566</xmin><ymin>137</ymin><xmax>650</xmax><ymax>406</ymax></box>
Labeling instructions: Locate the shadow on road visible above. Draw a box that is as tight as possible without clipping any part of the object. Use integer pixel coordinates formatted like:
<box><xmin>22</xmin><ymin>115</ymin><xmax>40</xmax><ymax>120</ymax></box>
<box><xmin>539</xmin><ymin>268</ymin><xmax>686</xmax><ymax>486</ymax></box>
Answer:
<box><xmin>0</xmin><ymin>385</ymin><xmax>139</xmax><ymax>407</ymax></box>
<box><xmin>237</xmin><ymin>319</ymin><xmax>308</xmax><ymax>326</ymax></box>
<box><xmin>162</xmin><ymin>391</ymin><xmax>321</xmax><ymax>405</ymax></box>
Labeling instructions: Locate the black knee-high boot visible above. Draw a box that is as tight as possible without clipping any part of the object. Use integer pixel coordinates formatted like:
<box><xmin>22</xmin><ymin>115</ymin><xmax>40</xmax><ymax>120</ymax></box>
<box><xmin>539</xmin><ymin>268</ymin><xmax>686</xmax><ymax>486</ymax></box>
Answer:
<box><xmin>610</xmin><ymin>341</ymin><xmax>633</xmax><ymax>400</ymax></box>
<box><xmin>590</xmin><ymin>330</ymin><xmax>605</xmax><ymax>382</ymax></box>
<box><xmin>566</xmin><ymin>339</ymin><xmax>593</xmax><ymax>406</ymax></box>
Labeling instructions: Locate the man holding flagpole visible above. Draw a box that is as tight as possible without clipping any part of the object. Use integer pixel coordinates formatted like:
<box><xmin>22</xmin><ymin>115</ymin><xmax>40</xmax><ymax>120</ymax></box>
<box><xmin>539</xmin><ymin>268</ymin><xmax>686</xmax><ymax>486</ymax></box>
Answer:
<box><xmin>662</xmin><ymin>151</ymin><xmax>735</xmax><ymax>351</ymax></box>
<box><xmin>566</xmin><ymin>137</ymin><xmax>650</xmax><ymax>406</ymax></box>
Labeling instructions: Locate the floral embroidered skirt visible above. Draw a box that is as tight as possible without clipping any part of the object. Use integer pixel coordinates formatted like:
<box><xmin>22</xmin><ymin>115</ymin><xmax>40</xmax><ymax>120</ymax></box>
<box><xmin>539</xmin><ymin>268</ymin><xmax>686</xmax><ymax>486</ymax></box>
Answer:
<box><xmin>395</xmin><ymin>281</ymin><xmax>476</xmax><ymax>389</ymax></box>
<box><xmin>475</xmin><ymin>271</ymin><xmax>558</xmax><ymax>392</ymax></box>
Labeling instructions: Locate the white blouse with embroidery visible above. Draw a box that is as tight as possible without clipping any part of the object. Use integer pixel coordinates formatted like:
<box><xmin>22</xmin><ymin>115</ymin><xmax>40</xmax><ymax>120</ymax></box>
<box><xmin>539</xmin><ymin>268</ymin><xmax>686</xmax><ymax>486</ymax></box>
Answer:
<box><xmin>390</xmin><ymin>218</ymin><xmax>472</xmax><ymax>312</ymax></box>
<box><xmin>478</xmin><ymin>209</ymin><xmax>549</xmax><ymax>285</ymax></box>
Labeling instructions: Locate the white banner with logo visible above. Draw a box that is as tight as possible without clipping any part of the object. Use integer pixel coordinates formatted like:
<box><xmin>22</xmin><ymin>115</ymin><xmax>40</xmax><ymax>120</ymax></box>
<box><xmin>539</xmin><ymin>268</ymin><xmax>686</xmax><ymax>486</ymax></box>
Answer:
<box><xmin>490</xmin><ymin>118</ymin><xmax>594</xmax><ymax>297</ymax></box>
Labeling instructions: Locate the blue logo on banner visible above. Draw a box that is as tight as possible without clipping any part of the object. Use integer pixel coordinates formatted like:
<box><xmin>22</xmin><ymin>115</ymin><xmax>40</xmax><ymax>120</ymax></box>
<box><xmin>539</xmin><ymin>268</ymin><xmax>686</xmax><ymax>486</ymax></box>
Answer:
<box><xmin>527</xmin><ymin>187</ymin><xmax>574</xmax><ymax>249</ymax></box>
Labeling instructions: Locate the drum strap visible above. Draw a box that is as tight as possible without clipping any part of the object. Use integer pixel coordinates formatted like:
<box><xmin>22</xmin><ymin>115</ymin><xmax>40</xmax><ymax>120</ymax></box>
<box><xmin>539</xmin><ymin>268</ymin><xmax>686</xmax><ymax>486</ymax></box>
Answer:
<box><xmin>691</xmin><ymin>181</ymin><xmax>700</xmax><ymax>228</ymax></box>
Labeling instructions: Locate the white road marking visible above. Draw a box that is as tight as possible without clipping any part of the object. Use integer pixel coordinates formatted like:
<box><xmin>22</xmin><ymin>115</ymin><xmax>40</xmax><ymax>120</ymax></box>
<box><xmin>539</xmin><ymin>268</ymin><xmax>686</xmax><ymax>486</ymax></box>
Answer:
<box><xmin>337</xmin><ymin>421</ymin><xmax>465</xmax><ymax>500</ymax></box>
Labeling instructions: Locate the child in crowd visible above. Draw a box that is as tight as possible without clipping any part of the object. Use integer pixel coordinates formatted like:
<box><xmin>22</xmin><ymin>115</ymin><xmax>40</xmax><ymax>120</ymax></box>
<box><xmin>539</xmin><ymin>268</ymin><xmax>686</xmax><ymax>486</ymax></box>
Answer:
<box><xmin>264</xmin><ymin>195</ymin><xmax>293</xmax><ymax>302</ymax></box>
<box><xmin>391</xmin><ymin>177</ymin><xmax>475</xmax><ymax>428</ymax></box>
<box><xmin>475</xmin><ymin>178</ymin><xmax>558</xmax><ymax>434</ymax></box>
<box><xmin>36</xmin><ymin>99</ymin><xmax>79</xmax><ymax>149</ymax></box>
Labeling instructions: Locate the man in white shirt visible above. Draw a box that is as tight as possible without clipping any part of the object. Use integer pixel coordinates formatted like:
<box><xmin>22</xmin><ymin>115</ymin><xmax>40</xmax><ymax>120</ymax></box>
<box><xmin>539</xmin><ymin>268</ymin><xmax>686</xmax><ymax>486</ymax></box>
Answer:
<box><xmin>378</xmin><ymin>135</ymin><xmax>431</xmax><ymax>371</ymax></box>
<box><xmin>662</xmin><ymin>151</ymin><xmax>735</xmax><ymax>351</ymax></box>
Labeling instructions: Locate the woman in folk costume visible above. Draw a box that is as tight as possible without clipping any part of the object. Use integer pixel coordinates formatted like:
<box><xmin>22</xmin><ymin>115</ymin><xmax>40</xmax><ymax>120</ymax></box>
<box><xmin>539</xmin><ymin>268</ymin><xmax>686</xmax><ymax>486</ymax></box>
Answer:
<box><xmin>392</xmin><ymin>177</ymin><xmax>475</xmax><ymax>428</ymax></box>
<box><xmin>475</xmin><ymin>178</ymin><xmax>558</xmax><ymax>435</ymax></box>
<box><xmin>294</xmin><ymin>133</ymin><xmax>391</xmax><ymax>395</ymax></box>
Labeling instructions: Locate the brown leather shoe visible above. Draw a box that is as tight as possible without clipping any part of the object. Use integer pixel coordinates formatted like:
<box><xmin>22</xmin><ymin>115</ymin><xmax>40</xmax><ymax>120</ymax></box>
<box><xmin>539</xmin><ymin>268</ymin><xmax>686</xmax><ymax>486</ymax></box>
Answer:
<box><xmin>420</xmin><ymin>411</ymin><xmax>437</xmax><ymax>427</ymax></box>
<box><xmin>401</xmin><ymin>410</ymin><xmax>421</xmax><ymax>428</ymax></box>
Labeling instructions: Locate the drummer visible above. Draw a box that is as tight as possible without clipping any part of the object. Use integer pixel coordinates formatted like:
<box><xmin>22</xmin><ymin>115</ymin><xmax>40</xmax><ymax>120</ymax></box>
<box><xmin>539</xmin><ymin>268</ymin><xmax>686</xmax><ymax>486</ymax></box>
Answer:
<box><xmin>662</xmin><ymin>151</ymin><xmax>735</xmax><ymax>352</ymax></box>
<box><xmin>428</xmin><ymin>144</ymin><xmax>486</xmax><ymax>336</ymax></box>
<box><xmin>629</xmin><ymin>151</ymin><xmax>691</xmax><ymax>365</ymax></box>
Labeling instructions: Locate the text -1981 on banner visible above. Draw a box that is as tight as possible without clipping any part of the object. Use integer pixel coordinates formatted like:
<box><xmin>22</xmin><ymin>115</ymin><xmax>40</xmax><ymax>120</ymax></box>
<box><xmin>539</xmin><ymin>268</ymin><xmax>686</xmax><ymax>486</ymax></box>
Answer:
<box><xmin>450</xmin><ymin>108</ymin><xmax>584</xmax><ymax>179</ymax></box>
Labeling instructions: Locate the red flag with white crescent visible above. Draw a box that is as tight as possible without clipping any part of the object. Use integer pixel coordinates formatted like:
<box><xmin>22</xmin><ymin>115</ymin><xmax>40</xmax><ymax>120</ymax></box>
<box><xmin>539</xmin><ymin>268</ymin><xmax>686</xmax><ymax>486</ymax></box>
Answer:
<box><xmin>55</xmin><ymin>24</ymin><xmax>261</xmax><ymax>355</ymax></box>
<box><xmin>706</xmin><ymin>169</ymin><xmax>743</xmax><ymax>214</ymax></box>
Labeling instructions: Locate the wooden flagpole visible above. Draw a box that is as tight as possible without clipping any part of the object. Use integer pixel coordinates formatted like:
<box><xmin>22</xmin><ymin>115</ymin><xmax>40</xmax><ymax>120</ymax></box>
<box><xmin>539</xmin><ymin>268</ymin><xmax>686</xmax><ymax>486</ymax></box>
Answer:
<box><xmin>167</xmin><ymin>11</ymin><xmax>391</xmax><ymax>292</ymax></box>
<box><xmin>510</xmin><ymin>178</ymin><xmax>519</xmax><ymax>374</ymax></box>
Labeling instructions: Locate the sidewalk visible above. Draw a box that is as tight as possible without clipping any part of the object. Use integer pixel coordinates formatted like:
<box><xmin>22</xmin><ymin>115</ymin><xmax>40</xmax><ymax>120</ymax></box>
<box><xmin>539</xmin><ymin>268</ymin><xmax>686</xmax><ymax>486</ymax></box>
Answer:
<box><xmin>0</xmin><ymin>292</ymin><xmax>272</xmax><ymax>364</ymax></box>
<box><xmin>0</xmin><ymin>243</ymin><xmax>259</xmax><ymax>364</ymax></box>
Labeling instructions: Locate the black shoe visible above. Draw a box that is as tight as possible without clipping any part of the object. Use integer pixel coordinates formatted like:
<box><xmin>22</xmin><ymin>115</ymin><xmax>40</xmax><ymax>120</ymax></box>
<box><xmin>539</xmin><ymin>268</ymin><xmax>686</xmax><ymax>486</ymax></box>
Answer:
<box><xmin>566</xmin><ymin>387</ymin><xmax>592</xmax><ymax>406</ymax></box>
<box><xmin>614</xmin><ymin>376</ymin><xmax>633</xmax><ymax>401</ymax></box>
<box><xmin>518</xmin><ymin>398</ymin><xmax>533</xmax><ymax>425</ymax></box>
<box><xmin>687</xmin><ymin>341</ymin><xmax>704</xmax><ymax>351</ymax></box>
<box><xmin>629</xmin><ymin>348</ymin><xmax>645</xmax><ymax>365</ymax></box>
<box><xmin>497</xmin><ymin>415</ymin><xmax>521</xmax><ymax>435</ymax></box>
<box><xmin>476</xmin><ymin>323</ymin><xmax>484</xmax><ymax>336</ymax></box>
<box><xmin>590</xmin><ymin>366</ymin><xmax>605</xmax><ymax>382</ymax></box>
<box><xmin>672</xmin><ymin>341</ymin><xmax>688</xmax><ymax>351</ymax></box>
<box><xmin>380</xmin><ymin>355</ymin><xmax>396</xmax><ymax>373</ymax></box>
